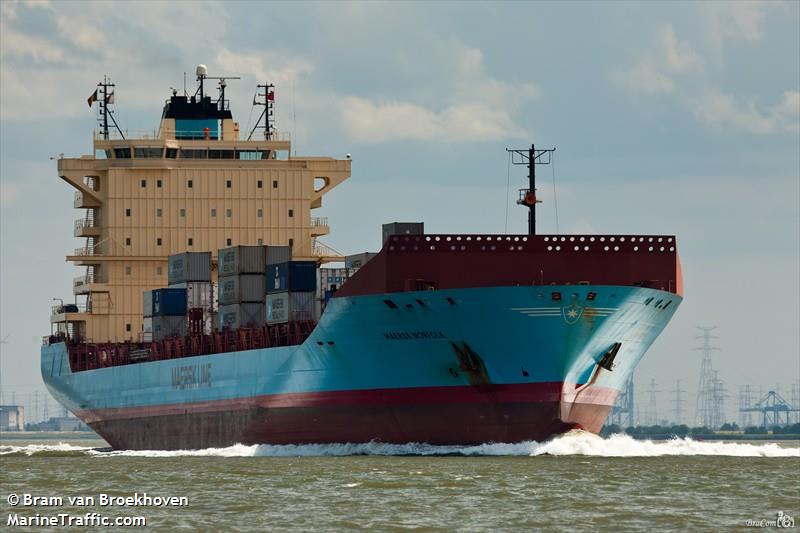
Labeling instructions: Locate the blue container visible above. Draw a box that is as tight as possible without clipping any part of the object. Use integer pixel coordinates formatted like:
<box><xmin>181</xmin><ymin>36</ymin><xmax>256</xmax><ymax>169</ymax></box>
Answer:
<box><xmin>265</xmin><ymin>261</ymin><xmax>317</xmax><ymax>293</ymax></box>
<box><xmin>265</xmin><ymin>263</ymin><xmax>288</xmax><ymax>293</ymax></box>
<box><xmin>152</xmin><ymin>288</ymin><xmax>187</xmax><ymax>316</ymax></box>
<box><xmin>288</xmin><ymin>261</ymin><xmax>317</xmax><ymax>292</ymax></box>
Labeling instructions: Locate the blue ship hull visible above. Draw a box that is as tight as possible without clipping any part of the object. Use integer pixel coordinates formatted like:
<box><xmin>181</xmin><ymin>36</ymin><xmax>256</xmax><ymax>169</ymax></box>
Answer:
<box><xmin>41</xmin><ymin>285</ymin><xmax>680</xmax><ymax>449</ymax></box>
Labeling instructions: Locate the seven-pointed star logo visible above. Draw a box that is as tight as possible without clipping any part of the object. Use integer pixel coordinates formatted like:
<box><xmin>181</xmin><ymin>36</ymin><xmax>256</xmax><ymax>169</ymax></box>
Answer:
<box><xmin>562</xmin><ymin>304</ymin><xmax>584</xmax><ymax>324</ymax></box>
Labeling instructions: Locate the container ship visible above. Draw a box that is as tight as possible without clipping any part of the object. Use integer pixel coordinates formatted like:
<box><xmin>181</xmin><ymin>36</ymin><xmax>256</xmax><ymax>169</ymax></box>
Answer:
<box><xmin>42</xmin><ymin>67</ymin><xmax>682</xmax><ymax>450</ymax></box>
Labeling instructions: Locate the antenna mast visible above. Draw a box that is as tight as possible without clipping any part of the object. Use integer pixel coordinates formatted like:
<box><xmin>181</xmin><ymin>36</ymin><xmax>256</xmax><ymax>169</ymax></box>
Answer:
<box><xmin>506</xmin><ymin>144</ymin><xmax>555</xmax><ymax>235</ymax></box>
<box><xmin>248</xmin><ymin>84</ymin><xmax>276</xmax><ymax>140</ymax></box>
<box><xmin>95</xmin><ymin>76</ymin><xmax>124</xmax><ymax>140</ymax></box>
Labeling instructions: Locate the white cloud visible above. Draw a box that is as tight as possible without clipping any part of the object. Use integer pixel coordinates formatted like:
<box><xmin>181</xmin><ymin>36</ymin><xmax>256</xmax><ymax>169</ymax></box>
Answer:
<box><xmin>659</xmin><ymin>25</ymin><xmax>704</xmax><ymax>74</ymax></box>
<box><xmin>0</xmin><ymin>1</ymin><xmax>231</xmax><ymax>120</ymax></box>
<box><xmin>0</xmin><ymin>20</ymin><xmax>64</xmax><ymax>63</ymax></box>
<box><xmin>0</xmin><ymin>1</ymin><xmax>18</xmax><ymax>21</ymax></box>
<box><xmin>340</xmin><ymin>45</ymin><xmax>538</xmax><ymax>143</ymax></box>
<box><xmin>610</xmin><ymin>56</ymin><xmax>675</xmax><ymax>95</ymax></box>
<box><xmin>610</xmin><ymin>16</ymin><xmax>797</xmax><ymax>136</ymax></box>
<box><xmin>1</xmin><ymin>3</ymin><xmax>540</xmax><ymax>146</ymax></box>
<box><xmin>340</xmin><ymin>97</ymin><xmax>526</xmax><ymax>143</ymax></box>
<box><xmin>213</xmin><ymin>49</ymin><xmax>314</xmax><ymax>87</ymax></box>
<box><xmin>610</xmin><ymin>24</ymin><xmax>702</xmax><ymax>95</ymax></box>
<box><xmin>0</xmin><ymin>182</ymin><xmax>19</xmax><ymax>204</ymax></box>
<box><xmin>692</xmin><ymin>89</ymin><xmax>800</xmax><ymax>135</ymax></box>
<box><xmin>704</xmin><ymin>1</ymin><xmax>767</xmax><ymax>51</ymax></box>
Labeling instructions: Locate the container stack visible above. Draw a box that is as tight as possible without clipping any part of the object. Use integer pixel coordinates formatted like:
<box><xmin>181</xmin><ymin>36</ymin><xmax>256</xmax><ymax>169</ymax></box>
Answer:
<box><xmin>317</xmin><ymin>267</ymin><xmax>354</xmax><ymax>311</ymax></box>
<box><xmin>218</xmin><ymin>245</ymin><xmax>267</xmax><ymax>329</ymax></box>
<box><xmin>266</xmin><ymin>258</ymin><xmax>317</xmax><ymax>324</ymax></box>
<box><xmin>381</xmin><ymin>222</ymin><xmax>424</xmax><ymax>244</ymax></box>
<box><xmin>168</xmin><ymin>251</ymin><xmax>214</xmax><ymax>334</ymax></box>
<box><xmin>345</xmin><ymin>252</ymin><xmax>377</xmax><ymax>269</ymax></box>
<box><xmin>143</xmin><ymin>288</ymin><xmax>187</xmax><ymax>341</ymax></box>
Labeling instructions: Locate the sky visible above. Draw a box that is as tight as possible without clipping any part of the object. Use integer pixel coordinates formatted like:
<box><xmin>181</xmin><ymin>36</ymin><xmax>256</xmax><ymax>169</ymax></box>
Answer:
<box><xmin>1</xmin><ymin>0</ymin><xmax>798</xmax><ymax>425</ymax></box>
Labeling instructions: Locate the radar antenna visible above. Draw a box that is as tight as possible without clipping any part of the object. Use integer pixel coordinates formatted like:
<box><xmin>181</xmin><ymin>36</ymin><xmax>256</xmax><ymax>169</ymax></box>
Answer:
<box><xmin>193</xmin><ymin>64</ymin><xmax>240</xmax><ymax>111</ymax></box>
<box><xmin>506</xmin><ymin>144</ymin><xmax>555</xmax><ymax>235</ymax></box>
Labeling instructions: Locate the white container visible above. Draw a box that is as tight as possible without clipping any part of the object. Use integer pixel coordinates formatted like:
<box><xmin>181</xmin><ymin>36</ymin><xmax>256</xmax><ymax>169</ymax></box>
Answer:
<box><xmin>218</xmin><ymin>303</ymin><xmax>265</xmax><ymax>329</ymax></box>
<box><xmin>266</xmin><ymin>291</ymin><xmax>315</xmax><ymax>324</ymax></box>
<box><xmin>219</xmin><ymin>275</ymin><xmax>266</xmax><ymax>304</ymax></box>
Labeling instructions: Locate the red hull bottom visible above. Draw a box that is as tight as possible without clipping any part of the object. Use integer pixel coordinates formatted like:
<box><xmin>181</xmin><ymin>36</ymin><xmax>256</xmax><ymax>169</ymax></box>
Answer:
<box><xmin>85</xmin><ymin>384</ymin><xmax>616</xmax><ymax>450</ymax></box>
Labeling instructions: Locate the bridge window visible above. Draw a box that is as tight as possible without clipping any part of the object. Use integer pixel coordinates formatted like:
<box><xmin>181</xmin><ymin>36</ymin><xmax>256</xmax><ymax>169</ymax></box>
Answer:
<box><xmin>208</xmin><ymin>150</ymin><xmax>234</xmax><ymax>159</ymax></box>
<box><xmin>114</xmin><ymin>147</ymin><xmax>131</xmax><ymax>159</ymax></box>
<box><xmin>134</xmin><ymin>147</ymin><xmax>163</xmax><ymax>158</ymax></box>
<box><xmin>236</xmin><ymin>150</ymin><xmax>267</xmax><ymax>160</ymax></box>
<box><xmin>165</xmin><ymin>148</ymin><xmax>178</xmax><ymax>159</ymax></box>
<box><xmin>180</xmin><ymin>149</ymin><xmax>207</xmax><ymax>159</ymax></box>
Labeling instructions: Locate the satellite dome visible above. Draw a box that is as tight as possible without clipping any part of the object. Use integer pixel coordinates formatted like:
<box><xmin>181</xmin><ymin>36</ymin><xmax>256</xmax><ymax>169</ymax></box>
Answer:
<box><xmin>196</xmin><ymin>64</ymin><xmax>208</xmax><ymax>77</ymax></box>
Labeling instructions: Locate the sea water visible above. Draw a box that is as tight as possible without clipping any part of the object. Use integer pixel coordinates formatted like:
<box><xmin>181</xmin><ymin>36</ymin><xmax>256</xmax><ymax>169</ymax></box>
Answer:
<box><xmin>1</xmin><ymin>431</ymin><xmax>798</xmax><ymax>532</ymax></box>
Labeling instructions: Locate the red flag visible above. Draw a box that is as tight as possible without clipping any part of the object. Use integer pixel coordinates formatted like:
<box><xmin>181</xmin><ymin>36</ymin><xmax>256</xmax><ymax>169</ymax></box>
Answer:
<box><xmin>87</xmin><ymin>89</ymin><xmax>98</xmax><ymax>108</ymax></box>
<box><xmin>267</xmin><ymin>91</ymin><xmax>275</xmax><ymax>101</ymax></box>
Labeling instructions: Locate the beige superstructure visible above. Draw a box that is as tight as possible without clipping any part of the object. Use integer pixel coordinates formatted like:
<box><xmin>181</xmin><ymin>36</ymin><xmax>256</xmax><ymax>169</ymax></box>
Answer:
<box><xmin>52</xmin><ymin>108</ymin><xmax>350</xmax><ymax>344</ymax></box>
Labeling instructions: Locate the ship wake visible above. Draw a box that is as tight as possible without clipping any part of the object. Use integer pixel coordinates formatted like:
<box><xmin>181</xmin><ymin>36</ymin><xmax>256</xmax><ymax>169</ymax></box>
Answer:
<box><xmin>2</xmin><ymin>432</ymin><xmax>798</xmax><ymax>458</ymax></box>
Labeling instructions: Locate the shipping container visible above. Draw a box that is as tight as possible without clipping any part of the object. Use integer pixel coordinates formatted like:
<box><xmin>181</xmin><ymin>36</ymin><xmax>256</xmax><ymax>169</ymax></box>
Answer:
<box><xmin>382</xmin><ymin>222</ymin><xmax>424</xmax><ymax>243</ymax></box>
<box><xmin>345</xmin><ymin>252</ymin><xmax>377</xmax><ymax>269</ymax></box>
<box><xmin>144</xmin><ymin>288</ymin><xmax>188</xmax><ymax>317</ymax></box>
<box><xmin>218</xmin><ymin>245</ymin><xmax>266</xmax><ymax>276</ymax></box>
<box><xmin>168</xmin><ymin>252</ymin><xmax>212</xmax><ymax>284</ymax></box>
<box><xmin>318</xmin><ymin>267</ymin><xmax>353</xmax><ymax>293</ymax></box>
<box><xmin>168</xmin><ymin>281</ymin><xmax>214</xmax><ymax>310</ymax></box>
<box><xmin>147</xmin><ymin>288</ymin><xmax>188</xmax><ymax>317</ymax></box>
<box><xmin>288</xmin><ymin>261</ymin><xmax>317</xmax><ymax>291</ymax></box>
<box><xmin>143</xmin><ymin>290</ymin><xmax>154</xmax><ymax>317</ymax></box>
<box><xmin>218</xmin><ymin>303</ymin><xmax>265</xmax><ymax>329</ymax></box>
<box><xmin>266</xmin><ymin>261</ymin><xmax>317</xmax><ymax>293</ymax></box>
<box><xmin>219</xmin><ymin>275</ymin><xmax>266</xmax><ymax>305</ymax></box>
<box><xmin>265</xmin><ymin>262</ymin><xmax>288</xmax><ymax>293</ymax></box>
<box><xmin>265</xmin><ymin>245</ymin><xmax>291</xmax><ymax>265</ymax></box>
<box><xmin>143</xmin><ymin>315</ymin><xmax>186</xmax><ymax>341</ymax></box>
<box><xmin>266</xmin><ymin>291</ymin><xmax>316</xmax><ymax>324</ymax></box>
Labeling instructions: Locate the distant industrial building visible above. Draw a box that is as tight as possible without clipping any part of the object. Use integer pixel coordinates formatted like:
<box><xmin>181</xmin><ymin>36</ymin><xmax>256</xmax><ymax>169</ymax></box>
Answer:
<box><xmin>0</xmin><ymin>405</ymin><xmax>25</xmax><ymax>431</ymax></box>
